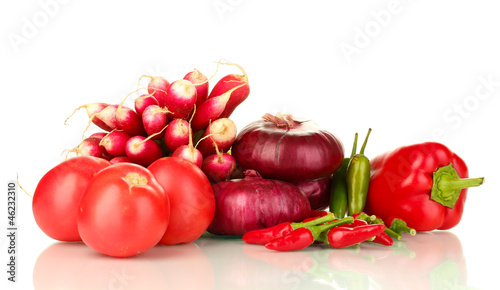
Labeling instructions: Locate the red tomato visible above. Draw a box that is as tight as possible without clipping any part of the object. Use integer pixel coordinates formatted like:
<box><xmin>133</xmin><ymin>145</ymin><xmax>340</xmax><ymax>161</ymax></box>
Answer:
<box><xmin>148</xmin><ymin>157</ymin><xmax>215</xmax><ymax>245</ymax></box>
<box><xmin>77</xmin><ymin>163</ymin><xmax>169</xmax><ymax>257</ymax></box>
<box><xmin>32</xmin><ymin>156</ymin><xmax>110</xmax><ymax>241</ymax></box>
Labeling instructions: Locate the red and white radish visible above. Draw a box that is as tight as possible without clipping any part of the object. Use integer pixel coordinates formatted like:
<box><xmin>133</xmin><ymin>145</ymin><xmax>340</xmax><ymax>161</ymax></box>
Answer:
<box><xmin>125</xmin><ymin>136</ymin><xmax>163</xmax><ymax>166</ymax></box>
<box><xmin>89</xmin><ymin>132</ymin><xmax>108</xmax><ymax>140</ymax></box>
<box><xmin>202</xmin><ymin>150</ymin><xmax>236</xmax><ymax>183</ymax></box>
<box><xmin>109</xmin><ymin>156</ymin><xmax>132</xmax><ymax>164</ymax></box>
<box><xmin>142</xmin><ymin>105</ymin><xmax>169</xmax><ymax>139</ymax></box>
<box><xmin>163</xmin><ymin>118</ymin><xmax>190</xmax><ymax>153</ymax></box>
<box><xmin>164</xmin><ymin>79</ymin><xmax>197</xmax><ymax>119</ymax></box>
<box><xmin>145</xmin><ymin>76</ymin><xmax>170</xmax><ymax>108</ymax></box>
<box><xmin>116</xmin><ymin>105</ymin><xmax>146</xmax><ymax>136</ymax></box>
<box><xmin>65</xmin><ymin>103</ymin><xmax>113</xmax><ymax>132</ymax></box>
<box><xmin>207</xmin><ymin>62</ymin><xmax>250</xmax><ymax>118</ymax></box>
<box><xmin>80</xmin><ymin>104</ymin><xmax>120</xmax><ymax>138</ymax></box>
<box><xmin>196</xmin><ymin>118</ymin><xmax>237</xmax><ymax>157</ymax></box>
<box><xmin>68</xmin><ymin>137</ymin><xmax>106</xmax><ymax>159</ymax></box>
<box><xmin>99</xmin><ymin>130</ymin><xmax>132</xmax><ymax>157</ymax></box>
<box><xmin>190</xmin><ymin>84</ymin><xmax>244</xmax><ymax>132</ymax></box>
<box><xmin>171</xmin><ymin>124</ymin><xmax>202</xmax><ymax>168</ymax></box>
<box><xmin>184</xmin><ymin>69</ymin><xmax>209</xmax><ymax>107</ymax></box>
<box><xmin>172</xmin><ymin>145</ymin><xmax>203</xmax><ymax>168</ymax></box>
<box><xmin>135</xmin><ymin>93</ymin><xmax>159</xmax><ymax>117</ymax></box>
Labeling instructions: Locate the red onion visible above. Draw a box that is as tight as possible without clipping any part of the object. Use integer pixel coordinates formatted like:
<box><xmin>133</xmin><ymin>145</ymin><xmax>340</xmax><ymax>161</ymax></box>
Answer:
<box><xmin>232</xmin><ymin>113</ymin><xmax>344</xmax><ymax>183</ymax></box>
<box><xmin>207</xmin><ymin>170</ymin><xmax>311</xmax><ymax>235</ymax></box>
<box><xmin>293</xmin><ymin>175</ymin><xmax>332</xmax><ymax>211</ymax></box>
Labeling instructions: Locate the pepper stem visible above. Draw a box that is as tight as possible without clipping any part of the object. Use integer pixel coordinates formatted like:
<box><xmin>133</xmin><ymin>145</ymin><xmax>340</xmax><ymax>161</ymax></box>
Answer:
<box><xmin>310</xmin><ymin>217</ymin><xmax>354</xmax><ymax>241</ymax></box>
<box><xmin>359</xmin><ymin>128</ymin><xmax>372</xmax><ymax>155</ymax></box>
<box><xmin>291</xmin><ymin>213</ymin><xmax>335</xmax><ymax>230</ymax></box>
<box><xmin>431</xmin><ymin>163</ymin><xmax>484</xmax><ymax>208</ymax></box>
<box><xmin>350</xmin><ymin>133</ymin><xmax>358</xmax><ymax>159</ymax></box>
<box><xmin>372</xmin><ymin>216</ymin><xmax>403</xmax><ymax>240</ymax></box>
<box><xmin>390</xmin><ymin>218</ymin><xmax>417</xmax><ymax>236</ymax></box>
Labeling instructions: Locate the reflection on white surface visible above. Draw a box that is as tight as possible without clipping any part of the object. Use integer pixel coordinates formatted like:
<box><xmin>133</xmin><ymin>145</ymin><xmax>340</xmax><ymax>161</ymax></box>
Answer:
<box><xmin>34</xmin><ymin>231</ymin><xmax>469</xmax><ymax>290</ymax></box>
<box><xmin>33</xmin><ymin>242</ymin><xmax>214</xmax><ymax>290</ymax></box>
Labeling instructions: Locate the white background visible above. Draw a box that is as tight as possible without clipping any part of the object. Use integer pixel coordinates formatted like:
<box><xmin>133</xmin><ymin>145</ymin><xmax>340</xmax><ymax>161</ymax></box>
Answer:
<box><xmin>1</xmin><ymin>0</ymin><xmax>499</xmax><ymax>289</ymax></box>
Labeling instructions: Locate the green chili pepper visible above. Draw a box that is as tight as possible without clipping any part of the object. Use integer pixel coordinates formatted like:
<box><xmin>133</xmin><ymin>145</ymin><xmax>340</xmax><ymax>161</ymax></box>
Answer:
<box><xmin>330</xmin><ymin>133</ymin><xmax>358</xmax><ymax>219</ymax></box>
<box><xmin>346</xmin><ymin>128</ymin><xmax>372</xmax><ymax>216</ymax></box>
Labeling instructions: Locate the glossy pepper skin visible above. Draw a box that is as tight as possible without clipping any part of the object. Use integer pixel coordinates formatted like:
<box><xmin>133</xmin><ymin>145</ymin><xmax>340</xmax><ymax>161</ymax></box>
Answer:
<box><xmin>264</xmin><ymin>217</ymin><xmax>354</xmax><ymax>251</ymax></box>
<box><xmin>346</xmin><ymin>129</ymin><xmax>372</xmax><ymax>216</ymax></box>
<box><xmin>364</xmin><ymin>142</ymin><xmax>484</xmax><ymax>231</ymax></box>
<box><xmin>331</xmin><ymin>133</ymin><xmax>358</xmax><ymax>219</ymax></box>
<box><xmin>329</xmin><ymin>158</ymin><xmax>349</xmax><ymax>218</ymax></box>
<box><xmin>320</xmin><ymin>224</ymin><xmax>385</xmax><ymax>248</ymax></box>
<box><xmin>242</xmin><ymin>213</ymin><xmax>335</xmax><ymax>245</ymax></box>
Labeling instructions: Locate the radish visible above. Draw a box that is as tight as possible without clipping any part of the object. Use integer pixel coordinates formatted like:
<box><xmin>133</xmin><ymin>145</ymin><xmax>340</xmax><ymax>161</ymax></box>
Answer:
<box><xmin>207</xmin><ymin>62</ymin><xmax>250</xmax><ymax>118</ymax></box>
<box><xmin>65</xmin><ymin>103</ymin><xmax>112</xmax><ymax>131</ymax></box>
<box><xmin>109</xmin><ymin>156</ymin><xmax>132</xmax><ymax>164</ymax></box>
<box><xmin>125</xmin><ymin>136</ymin><xmax>163</xmax><ymax>166</ymax></box>
<box><xmin>164</xmin><ymin>79</ymin><xmax>197</xmax><ymax>119</ymax></box>
<box><xmin>163</xmin><ymin>118</ymin><xmax>190</xmax><ymax>152</ymax></box>
<box><xmin>142</xmin><ymin>105</ymin><xmax>170</xmax><ymax>139</ymax></box>
<box><xmin>135</xmin><ymin>93</ymin><xmax>159</xmax><ymax>117</ymax></box>
<box><xmin>172</xmin><ymin>145</ymin><xmax>203</xmax><ymax>168</ymax></box>
<box><xmin>190</xmin><ymin>84</ymin><xmax>244</xmax><ymax>132</ymax></box>
<box><xmin>184</xmin><ymin>69</ymin><xmax>209</xmax><ymax>107</ymax></box>
<box><xmin>171</xmin><ymin>124</ymin><xmax>202</xmax><ymax>168</ymax></box>
<box><xmin>143</xmin><ymin>76</ymin><xmax>170</xmax><ymax>108</ymax></box>
<box><xmin>196</xmin><ymin>118</ymin><xmax>237</xmax><ymax>157</ymax></box>
<box><xmin>99</xmin><ymin>130</ymin><xmax>132</xmax><ymax>157</ymax></box>
<box><xmin>67</xmin><ymin>137</ymin><xmax>106</xmax><ymax>159</ymax></box>
<box><xmin>202</xmin><ymin>149</ymin><xmax>237</xmax><ymax>183</ymax></box>
<box><xmin>89</xmin><ymin>132</ymin><xmax>107</xmax><ymax>140</ymax></box>
<box><xmin>80</xmin><ymin>104</ymin><xmax>120</xmax><ymax>138</ymax></box>
<box><xmin>116</xmin><ymin>105</ymin><xmax>146</xmax><ymax>136</ymax></box>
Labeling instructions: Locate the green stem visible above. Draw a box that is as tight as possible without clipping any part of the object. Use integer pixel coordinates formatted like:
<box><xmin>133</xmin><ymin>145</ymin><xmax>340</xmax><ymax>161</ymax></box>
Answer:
<box><xmin>291</xmin><ymin>213</ymin><xmax>335</xmax><ymax>230</ymax></box>
<box><xmin>371</xmin><ymin>216</ymin><xmax>402</xmax><ymax>240</ymax></box>
<box><xmin>384</xmin><ymin>227</ymin><xmax>403</xmax><ymax>241</ymax></box>
<box><xmin>431</xmin><ymin>163</ymin><xmax>485</xmax><ymax>208</ymax></box>
<box><xmin>359</xmin><ymin>128</ymin><xmax>372</xmax><ymax>155</ymax></box>
<box><xmin>350</xmin><ymin>133</ymin><xmax>358</xmax><ymax>159</ymax></box>
<box><xmin>390</xmin><ymin>218</ymin><xmax>417</xmax><ymax>236</ymax></box>
<box><xmin>310</xmin><ymin>217</ymin><xmax>354</xmax><ymax>241</ymax></box>
<box><xmin>315</xmin><ymin>217</ymin><xmax>354</xmax><ymax>233</ymax></box>
<box><xmin>437</xmin><ymin>176</ymin><xmax>484</xmax><ymax>192</ymax></box>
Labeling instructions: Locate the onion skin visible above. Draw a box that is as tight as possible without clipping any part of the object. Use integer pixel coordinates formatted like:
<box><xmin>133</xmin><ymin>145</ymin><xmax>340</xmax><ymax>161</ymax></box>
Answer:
<box><xmin>232</xmin><ymin>114</ymin><xmax>344</xmax><ymax>183</ymax></box>
<box><xmin>293</xmin><ymin>175</ymin><xmax>332</xmax><ymax>211</ymax></box>
<box><xmin>207</xmin><ymin>170</ymin><xmax>311</xmax><ymax>236</ymax></box>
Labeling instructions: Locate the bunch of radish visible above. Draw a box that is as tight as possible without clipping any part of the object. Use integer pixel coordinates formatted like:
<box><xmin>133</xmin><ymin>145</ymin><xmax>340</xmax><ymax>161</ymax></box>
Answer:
<box><xmin>65</xmin><ymin>61</ymin><xmax>250</xmax><ymax>183</ymax></box>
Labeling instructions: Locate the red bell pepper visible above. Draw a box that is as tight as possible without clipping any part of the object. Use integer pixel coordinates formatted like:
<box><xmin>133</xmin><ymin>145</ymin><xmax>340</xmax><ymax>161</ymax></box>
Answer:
<box><xmin>364</xmin><ymin>142</ymin><xmax>484</xmax><ymax>231</ymax></box>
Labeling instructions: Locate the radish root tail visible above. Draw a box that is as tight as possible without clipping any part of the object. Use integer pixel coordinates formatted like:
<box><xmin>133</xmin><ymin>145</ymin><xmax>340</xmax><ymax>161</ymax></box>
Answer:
<box><xmin>216</xmin><ymin>59</ymin><xmax>249</xmax><ymax>83</ymax></box>
<box><xmin>64</xmin><ymin>104</ymin><xmax>88</xmax><ymax>125</ymax></box>
<box><xmin>16</xmin><ymin>173</ymin><xmax>32</xmax><ymax>199</ymax></box>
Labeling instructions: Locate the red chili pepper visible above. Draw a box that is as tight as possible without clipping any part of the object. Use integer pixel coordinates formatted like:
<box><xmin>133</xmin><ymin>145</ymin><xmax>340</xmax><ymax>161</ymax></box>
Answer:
<box><xmin>339</xmin><ymin>219</ymin><xmax>369</xmax><ymax>228</ymax></box>
<box><xmin>242</xmin><ymin>212</ymin><xmax>335</xmax><ymax>245</ymax></box>
<box><xmin>309</xmin><ymin>210</ymin><xmax>330</xmax><ymax>218</ymax></box>
<box><xmin>351</xmin><ymin>212</ymin><xmax>376</xmax><ymax>222</ymax></box>
<box><xmin>364</xmin><ymin>142</ymin><xmax>484</xmax><ymax>231</ymax></box>
<box><xmin>264</xmin><ymin>227</ymin><xmax>315</xmax><ymax>251</ymax></box>
<box><xmin>371</xmin><ymin>232</ymin><xmax>393</xmax><ymax>246</ymax></box>
<box><xmin>350</xmin><ymin>213</ymin><xmax>394</xmax><ymax>245</ymax></box>
<box><xmin>320</xmin><ymin>223</ymin><xmax>386</xmax><ymax>248</ymax></box>
<box><xmin>265</xmin><ymin>217</ymin><xmax>354</xmax><ymax>251</ymax></box>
